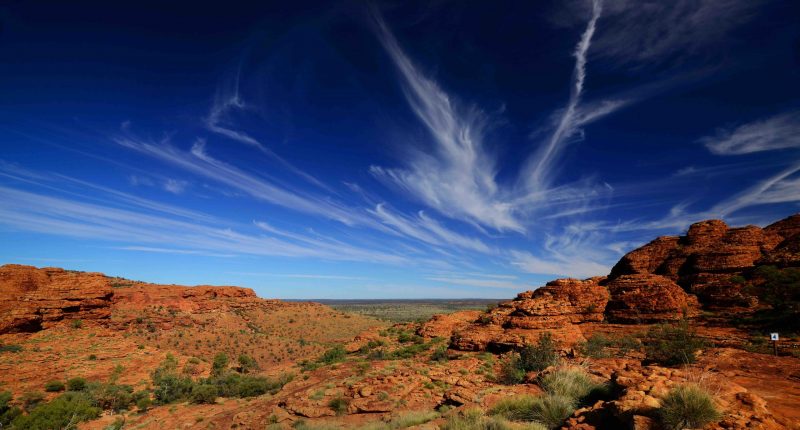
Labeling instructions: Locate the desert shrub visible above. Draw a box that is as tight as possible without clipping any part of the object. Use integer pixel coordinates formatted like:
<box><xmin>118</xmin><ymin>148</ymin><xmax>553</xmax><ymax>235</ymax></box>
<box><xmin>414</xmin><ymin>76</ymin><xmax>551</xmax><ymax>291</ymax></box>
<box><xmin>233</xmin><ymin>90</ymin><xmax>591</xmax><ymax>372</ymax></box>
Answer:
<box><xmin>489</xmin><ymin>395</ymin><xmax>538</xmax><ymax>421</ymax></box>
<box><xmin>397</xmin><ymin>331</ymin><xmax>423</xmax><ymax>344</ymax></box>
<box><xmin>0</xmin><ymin>344</ymin><xmax>23</xmax><ymax>353</ymax></box>
<box><xmin>89</xmin><ymin>382</ymin><xmax>134</xmax><ymax>412</ymax></box>
<box><xmin>134</xmin><ymin>391</ymin><xmax>152</xmax><ymax>411</ymax></box>
<box><xmin>104</xmin><ymin>417</ymin><xmax>126</xmax><ymax>430</ymax></box>
<box><xmin>576</xmin><ymin>334</ymin><xmax>612</xmax><ymax>358</ymax></box>
<box><xmin>0</xmin><ymin>391</ymin><xmax>22</xmax><ymax>427</ymax></box>
<box><xmin>527</xmin><ymin>394</ymin><xmax>576</xmax><ymax>429</ymax></box>
<box><xmin>498</xmin><ymin>353</ymin><xmax>526</xmax><ymax>385</ymax></box>
<box><xmin>44</xmin><ymin>380</ymin><xmax>65</xmax><ymax>392</ymax></box>
<box><xmin>66</xmin><ymin>377</ymin><xmax>88</xmax><ymax>392</ymax></box>
<box><xmin>11</xmin><ymin>391</ymin><xmax>101</xmax><ymax>430</ymax></box>
<box><xmin>319</xmin><ymin>345</ymin><xmax>347</xmax><ymax>365</ymax></box>
<box><xmin>519</xmin><ymin>332</ymin><xmax>559</xmax><ymax>372</ymax></box>
<box><xmin>389</xmin><ymin>342</ymin><xmax>432</xmax><ymax>359</ymax></box>
<box><xmin>389</xmin><ymin>409</ymin><xmax>440</xmax><ymax>428</ymax></box>
<box><xmin>658</xmin><ymin>384</ymin><xmax>720</xmax><ymax>430</ymax></box>
<box><xmin>71</xmin><ymin>319</ymin><xmax>83</xmax><ymax>329</ymax></box>
<box><xmin>151</xmin><ymin>356</ymin><xmax>195</xmax><ymax>404</ymax></box>
<box><xmin>190</xmin><ymin>384</ymin><xmax>218</xmax><ymax>404</ymax></box>
<box><xmin>442</xmin><ymin>407</ymin><xmax>546</xmax><ymax>430</ymax></box>
<box><xmin>238</xmin><ymin>354</ymin><xmax>259</xmax><ymax>373</ymax></box>
<box><xmin>644</xmin><ymin>320</ymin><xmax>704</xmax><ymax>366</ymax></box>
<box><xmin>211</xmin><ymin>352</ymin><xmax>229</xmax><ymax>377</ymax></box>
<box><xmin>752</xmin><ymin>265</ymin><xmax>800</xmax><ymax>312</ymax></box>
<box><xmin>88</xmin><ymin>354</ymin><xmax>97</xmax><ymax>361</ymax></box>
<box><xmin>431</xmin><ymin>345</ymin><xmax>449</xmax><ymax>362</ymax></box>
<box><xmin>539</xmin><ymin>368</ymin><xmax>602</xmax><ymax>402</ymax></box>
<box><xmin>21</xmin><ymin>391</ymin><xmax>46</xmax><ymax>412</ymax></box>
<box><xmin>328</xmin><ymin>396</ymin><xmax>349</xmax><ymax>415</ymax></box>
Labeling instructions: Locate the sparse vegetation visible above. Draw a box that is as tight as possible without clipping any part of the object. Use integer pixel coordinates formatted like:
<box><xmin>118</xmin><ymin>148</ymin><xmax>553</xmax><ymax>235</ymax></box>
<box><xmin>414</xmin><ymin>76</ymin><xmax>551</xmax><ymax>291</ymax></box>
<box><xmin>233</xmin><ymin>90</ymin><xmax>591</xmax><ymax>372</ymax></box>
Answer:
<box><xmin>44</xmin><ymin>380</ymin><xmax>65</xmax><ymax>392</ymax></box>
<box><xmin>328</xmin><ymin>396</ymin><xmax>349</xmax><ymax>415</ymax></box>
<box><xmin>644</xmin><ymin>320</ymin><xmax>704</xmax><ymax>366</ymax></box>
<box><xmin>519</xmin><ymin>332</ymin><xmax>559</xmax><ymax>372</ymax></box>
<box><xmin>658</xmin><ymin>384</ymin><xmax>721</xmax><ymax>430</ymax></box>
<box><xmin>0</xmin><ymin>344</ymin><xmax>23</xmax><ymax>354</ymax></box>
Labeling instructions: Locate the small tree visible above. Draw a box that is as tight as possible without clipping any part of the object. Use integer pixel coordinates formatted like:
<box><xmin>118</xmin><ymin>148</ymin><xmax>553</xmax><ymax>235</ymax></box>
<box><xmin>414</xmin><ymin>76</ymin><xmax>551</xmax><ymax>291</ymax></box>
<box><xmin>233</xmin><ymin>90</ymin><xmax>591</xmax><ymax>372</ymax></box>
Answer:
<box><xmin>644</xmin><ymin>320</ymin><xmax>704</xmax><ymax>366</ymax></box>
<box><xmin>211</xmin><ymin>352</ymin><xmax>229</xmax><ymax>377</ymax></box>
<box><xmin>237</xmin><ymin>354</ymin><xmax>259</xmax><ymax>374</ymax></box>
<box><xmin>520</xmin><ymin>332</ymin><xmax>559</xmax><ymax>372</ymax></box>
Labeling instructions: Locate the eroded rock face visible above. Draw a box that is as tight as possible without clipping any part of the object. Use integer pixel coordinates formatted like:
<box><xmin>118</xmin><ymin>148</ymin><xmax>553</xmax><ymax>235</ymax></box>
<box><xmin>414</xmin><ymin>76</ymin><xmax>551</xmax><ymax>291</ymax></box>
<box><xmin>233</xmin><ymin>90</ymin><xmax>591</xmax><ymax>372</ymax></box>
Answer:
<box><xmin>451</xmin><ymin>277</ymin><xmax>607</xmax><ymax>351</ymax></box>
<box><xmin>604</xmin><ymin>274</ymin><xmax>699</xmax><ymax>323</ymax></box>
<box><xmin>607</xmin><ymin>214</ymin><xmax>798</xmax><ymax>309</ymax></box>
<box><xmin>0</xmin><ymin>264</ymin><xmax>113</xmax><ymax>333</ymax></box>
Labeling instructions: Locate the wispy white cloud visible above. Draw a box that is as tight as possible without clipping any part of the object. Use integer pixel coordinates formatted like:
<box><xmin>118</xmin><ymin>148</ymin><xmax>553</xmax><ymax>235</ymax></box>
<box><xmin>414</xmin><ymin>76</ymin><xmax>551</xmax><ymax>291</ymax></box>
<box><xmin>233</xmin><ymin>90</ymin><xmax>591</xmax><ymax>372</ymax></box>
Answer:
<box><xmin>116</xmin><ymin>135</ymin><xmax>384</xmax><ymax>229</ymax></box>
<box><xmin>0</xmin><ymin>184</ymin><xmax>408</xmax><ymax>265</ymax></box>
<box><xmin>523</xmin><ymin>0</ymin><xmax>603</xmax><ymax>192</ymax></box>
<box><xmin>116</xmin><ymin>246</ymin><xmax>235</xmax><ymax>258</ymax></box>
<box><xmin>229</xmin><ymin>272</ymin><xmax>371</xmax><ymax>280</ymax></box>
<box><xmin>369</xmin><ymin>10</ymin><xmax>523</xmax><ymax>233</ymax></box>
<box><xmin>427</xmin><ymin>276</ymin><xmax>531</xmax><ymax>290</ymax></box>
<box><xmin>370</xmin><ymin>204</ymin><xmax>491</xmax><ymax>253</ymax></box>
<box><xmin>569</xmin><ymin>0</ymin><xmax>762</xmax><ymax>65</ymax></box>
<box><xmin>509</xmin><ymin>250</ymin><xmax>608</xmax><ymax>279</ymax></box>
<box><xmin>700</xmin><ymin>111</ymin><xmax>800</xmax><ymax>155</ymax></box>
<box><xmin>163</xmin><ymin>178</ymin><xmax>188</xmax><ymax>194</ymax></box>
<box><xmin>205</xmin><ymin>73</ymin><xmax>331</xmax><ymax>191</ymax></box>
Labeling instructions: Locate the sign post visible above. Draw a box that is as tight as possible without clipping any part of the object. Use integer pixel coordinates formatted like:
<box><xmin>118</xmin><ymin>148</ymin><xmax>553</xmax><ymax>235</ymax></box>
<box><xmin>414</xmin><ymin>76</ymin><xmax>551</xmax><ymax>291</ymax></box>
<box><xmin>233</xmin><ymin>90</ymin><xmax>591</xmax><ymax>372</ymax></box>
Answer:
<box><xmin>770</xmin><ymin>333</ymin><xmax>779</xmax><ymax>356</ymax></box>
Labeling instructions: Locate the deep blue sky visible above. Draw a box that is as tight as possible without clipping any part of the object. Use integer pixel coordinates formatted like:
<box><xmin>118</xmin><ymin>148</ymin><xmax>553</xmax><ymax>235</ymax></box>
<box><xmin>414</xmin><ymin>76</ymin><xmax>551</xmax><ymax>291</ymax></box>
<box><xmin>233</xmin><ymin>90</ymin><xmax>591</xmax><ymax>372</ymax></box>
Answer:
<box><xmin>1</xmin><ymin>0</ymin><xmax>799</xmax><ymax>298</ymax></box>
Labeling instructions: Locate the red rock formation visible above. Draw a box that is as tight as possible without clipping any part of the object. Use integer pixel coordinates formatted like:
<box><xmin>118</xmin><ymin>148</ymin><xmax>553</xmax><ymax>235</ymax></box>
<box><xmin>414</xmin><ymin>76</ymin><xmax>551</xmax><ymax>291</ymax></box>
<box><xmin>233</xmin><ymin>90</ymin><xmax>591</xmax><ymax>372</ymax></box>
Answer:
<box><xmin>0</xmin><ymin>264</ymin><xmax>113</xmax><ymax>333</ymax></box>
<box><xmin>451</xmin><ymin>277</ymin><xmax>608</xmax><ymax>351</ymax></box>
<box><xmin>416</xmin><ymin>310</ymin><xmax>482</xmax><ymax>339</ymax></box>
<box><xmin>607</xmin><ymin>214</ymin><xmax>798</xmax><ymax>310</ymax></box>
<box><xmin>604</xmin><ymin>274</ymin><xmax>699</xmax><ymax>323</ymax></box>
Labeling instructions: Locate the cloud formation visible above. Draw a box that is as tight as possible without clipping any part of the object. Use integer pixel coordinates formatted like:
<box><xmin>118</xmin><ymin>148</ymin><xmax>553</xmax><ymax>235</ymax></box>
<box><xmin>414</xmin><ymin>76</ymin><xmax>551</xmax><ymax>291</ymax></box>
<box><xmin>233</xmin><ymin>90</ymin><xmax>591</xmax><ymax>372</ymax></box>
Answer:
<box><xmin>700</xmin><ymin>111</ymin><xmax>800</xmax><ymax>155</ymax></box>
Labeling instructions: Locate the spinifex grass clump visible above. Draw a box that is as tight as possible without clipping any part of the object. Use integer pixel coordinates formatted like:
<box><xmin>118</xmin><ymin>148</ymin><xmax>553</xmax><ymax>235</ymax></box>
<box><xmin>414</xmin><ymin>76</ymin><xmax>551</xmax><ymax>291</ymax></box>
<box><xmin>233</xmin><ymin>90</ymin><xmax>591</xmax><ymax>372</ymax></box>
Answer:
<box><xmin>490</xmin><ymin>367</ymin><xmax>607</xmax><ymax>429</ymax></box>
<box><xmin>658</xmin><ymin>384</ymin><xmax>720</xmax><ymax>430</ymax></box>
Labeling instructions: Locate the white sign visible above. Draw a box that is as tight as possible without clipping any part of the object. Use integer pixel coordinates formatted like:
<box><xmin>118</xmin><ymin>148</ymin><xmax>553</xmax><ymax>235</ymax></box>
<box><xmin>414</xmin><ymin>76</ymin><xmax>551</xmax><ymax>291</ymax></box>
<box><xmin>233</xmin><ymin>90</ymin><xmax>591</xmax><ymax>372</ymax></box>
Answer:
<box><xmin>770</xmin><ymin>333</ymin><xmax>779</xmax><ymax>341</ymax></box>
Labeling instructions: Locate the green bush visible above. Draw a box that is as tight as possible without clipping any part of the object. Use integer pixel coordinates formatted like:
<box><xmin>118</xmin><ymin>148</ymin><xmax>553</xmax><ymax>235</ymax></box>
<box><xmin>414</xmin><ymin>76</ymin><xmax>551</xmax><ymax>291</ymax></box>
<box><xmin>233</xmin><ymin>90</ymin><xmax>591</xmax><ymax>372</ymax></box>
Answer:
<box><xmin>431</xmin><ymin>345</ymin><xmax>449</xmax><ymax>362</ymax></box>
<box><xmin>319</xmin><ymin>345</ymin><xmax>347</xmax><ymax>364</ymax></box>
<box><xmin>135</xmin><ymin>392</ymin><xmax>152</xmax><ymax>411</ymax></box>
<box><xmin>644</xmin><ymin>320</ymin><xmax>704</xmax><ymax>366</ymax></box>
<box><xmin>489</xmin><ymin>395</ymin><xmax>538</xmax><ymax>421</ymax></box>
<box><xmin>498</xmin><ymin>353</ymin><xmax>526</xmax><ymax>385</ymax></box>
<box><xmin>238</xmin><ymin>354</ymin><xmax>259</xmax><ymax>374</ymax></box>
<box><xmin>44</xmin><ymin>380</ymin><xmax>65</xmax><ymax>392</ymax></box>
<box><xmin>752</xmin><ymin>265</ymin><xmax>800</xmax><ymax>312</ymax></box>
<box><xmin>538</xmin><ymin>368</ymin><xmax>602</xmax><ymax>402</ymax></box>
<box><xmin>21</xmin><ymin>391</ymin><xmax>45</xmax><ymax>412</ymax></box>
<box><xmin>190</xmin><ymin>384</ymin><xmax>218</xmax><ymax>404</ymax></box>
<box><xmin>89</xmin><ymin>382</ymin><xmax>134</xmax><ymax>412</ymax></box>
<box><xmin>576</xmin><ymin>334</ymin><xmax>612</xmax><ymax>358</ymax></box>
<box><xmin>0</xmin><ymin>391</ymin><xmax>22</xmax><ymax>427</ymax></box>
<box><xmin>658</xmin><ymin>384</ymin><xmax>720</xmax><ymax>430</ymax></box>
<box><xmin>71</xmin><ymin>319</ymin><xmax>83</xmax><ymax>329</ymax></box>
<box><xmin>211</xmin><ymin>352</ymin><xmax>229</xmax><ymax>377</ymax></box>
<box><xmin>66</xmin><ymin>377</ymin><xmax>88</xmax><ymax>392</ymax></box>
<box><xmin>442</xmin><ymin>408</ymin><xmax>546</xmax><ymax>430</ymax></box>
<box><xmin>11</xmin><ymin>392</ymin><xmax>101</xmax><ymax>430</ymax></box>
<box><xmin>0</xmin><ymin>344</ymin><xmax>23</xmax><ymax>354</ymax></box>
<box><xmin>527</xmin><ymin>394</ymin><xmax>575</xmax><ymax>429</ymax></box>
<box><xmin>328</xmin><ymin>396</ymin><xmax>349</xmax><ymax>415</ymax></box>
<box><xmin>519</xmin><ymin>332</ymin><xmax>559</xmax><ymax>372</ymax></box>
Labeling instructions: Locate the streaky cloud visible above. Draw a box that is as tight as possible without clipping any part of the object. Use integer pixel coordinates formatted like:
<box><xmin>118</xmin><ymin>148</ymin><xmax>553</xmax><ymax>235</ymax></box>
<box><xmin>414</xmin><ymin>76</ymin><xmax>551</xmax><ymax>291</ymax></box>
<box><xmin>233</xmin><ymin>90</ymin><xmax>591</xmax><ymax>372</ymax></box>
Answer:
<box><xmin>700</xmin><ymin>110</ymin><xmax>800</xmax><ymax>155</ymax></box>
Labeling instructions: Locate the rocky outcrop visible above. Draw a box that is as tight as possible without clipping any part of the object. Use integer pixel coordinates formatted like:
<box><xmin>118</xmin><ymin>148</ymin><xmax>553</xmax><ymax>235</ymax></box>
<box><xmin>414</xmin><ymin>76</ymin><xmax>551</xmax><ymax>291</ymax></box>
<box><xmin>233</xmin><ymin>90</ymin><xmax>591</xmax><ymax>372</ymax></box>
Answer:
<box><xmin>0</xmin><ymin>264</ymin><xmax>113</xmax><ymax>333</ymax></box>
<box><xmin>604</xmin><ymin>274</ymin><xmax>699</xmax><ymax>323</ymax></box>
<box><xmin>451</xmin><ymin>277</ymin><xmax>608</xmax><ymax>351</ymax></box>
<box><xmin>607</xmin><ymin>214</ymin><xmax>799</xmax><ymax>309</ymax></box>
<box><xmin>417</xmin><ymin>310</ymin><xmax>482</xmax><ymax>339</ymax></box>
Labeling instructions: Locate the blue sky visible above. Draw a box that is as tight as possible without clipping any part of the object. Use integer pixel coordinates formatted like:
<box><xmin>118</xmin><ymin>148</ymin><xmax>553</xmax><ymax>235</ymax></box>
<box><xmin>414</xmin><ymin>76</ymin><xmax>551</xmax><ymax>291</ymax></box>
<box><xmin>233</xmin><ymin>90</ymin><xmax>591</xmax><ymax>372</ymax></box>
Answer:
<box><xmin>1</xmin><ymin>0</ymin><xmax>799</xmax><ymax>298</ymax></box>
